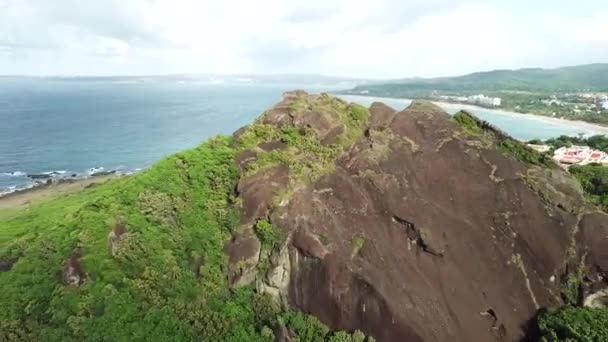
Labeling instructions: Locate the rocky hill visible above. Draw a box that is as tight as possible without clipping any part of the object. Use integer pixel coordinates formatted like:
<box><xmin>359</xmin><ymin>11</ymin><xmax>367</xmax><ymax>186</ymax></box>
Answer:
<box><xmin>1</xmin><ymin>91</ymin><xmax>606</xmax><ymax>341</ymax></box>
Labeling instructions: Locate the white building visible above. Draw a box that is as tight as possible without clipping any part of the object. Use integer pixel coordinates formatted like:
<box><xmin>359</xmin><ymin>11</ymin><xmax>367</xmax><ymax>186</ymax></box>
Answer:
<box><xmin>602</xmin><ymin>100</ymin><xmax>608</xmax><ymax>110</ymax></box>
<box><xmin>467</xmin><ymin>94</ymin><xmax>502</xmax><ymax>107</ymax></box>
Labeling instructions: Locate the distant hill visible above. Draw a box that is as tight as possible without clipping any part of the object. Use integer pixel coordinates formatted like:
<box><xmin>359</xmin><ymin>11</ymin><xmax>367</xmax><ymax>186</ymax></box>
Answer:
<box><xmin>348</xmin><ymin>63</ymin><xmax>608</xmax><ymax>96</ymax></box>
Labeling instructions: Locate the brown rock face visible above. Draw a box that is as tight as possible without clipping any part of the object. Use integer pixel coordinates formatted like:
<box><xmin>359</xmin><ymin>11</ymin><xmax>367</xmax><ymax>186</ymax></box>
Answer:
<box><xmin>226</xmin><ymin>94</ymin><xmax>607</xmax><ymax>341</ymax></box>
<box><xmin>226</xmin><ymin>232</ymin><xmax>262</xmax><ymax>287</ymax></box>
<box><xmin>274</xmin><ymin>100</ymin><xmax>592</xmax><ymax>341</ymax></box>
<box><xmin>235</xmin><ymin>150</ymin><xmax>258</xmax><ymax>169</ymax></box>
<box><xmin>258</xmin><ymin>140</ymin><xmax>287</xmax><ymax>152</ymax></box>
<box><xmin>237</xmin><ymin>165</ymin><xmax>290</xmax><ymax>225</ymax></box>
<box><xmin>108</xmin><ymin>223</ymin><xmax>128</xmax><ymax>257</ymax></box>
<box><xmin>62</xmin><ymin>248</ymin><xmax>84</xmax><ymax>287</ymax></box>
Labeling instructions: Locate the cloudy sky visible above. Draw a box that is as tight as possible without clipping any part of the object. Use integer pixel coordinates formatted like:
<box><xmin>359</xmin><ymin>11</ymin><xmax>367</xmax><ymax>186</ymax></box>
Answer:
<box><xmin>1</xmin><ymin>0</ymin><xmax>606</xmax><ymax>78</ymax></box>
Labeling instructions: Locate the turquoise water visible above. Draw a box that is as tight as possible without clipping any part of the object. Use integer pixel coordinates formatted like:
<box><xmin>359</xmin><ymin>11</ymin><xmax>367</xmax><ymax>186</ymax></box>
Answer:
<box><xmin>0</xmin><ymin>79</ymin><xmax>603</xmax><ymax>193</ymax></box>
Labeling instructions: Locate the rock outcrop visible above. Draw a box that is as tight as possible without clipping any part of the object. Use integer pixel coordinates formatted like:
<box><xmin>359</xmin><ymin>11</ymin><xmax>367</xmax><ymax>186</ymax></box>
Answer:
<box><xmin>62</xmin><ymin>247</ymin><xmax>84</xmax><ymax>287</ymax></box>
<box><xmin>108</xmin><ymin>222</ymin><xmax>128</xmax><ymax>256</ymax></box>
<box><xmin>226</xmin><ymin>92</ymin><xmax>608</xmax><ymax>341</ymax></box>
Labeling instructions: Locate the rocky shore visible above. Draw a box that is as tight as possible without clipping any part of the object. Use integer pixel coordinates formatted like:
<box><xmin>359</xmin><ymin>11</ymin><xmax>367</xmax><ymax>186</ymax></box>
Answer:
<box><xmin>0</xmin><ymin>173</ymin><xmax>122</xmax><ymax>209</ymax></box>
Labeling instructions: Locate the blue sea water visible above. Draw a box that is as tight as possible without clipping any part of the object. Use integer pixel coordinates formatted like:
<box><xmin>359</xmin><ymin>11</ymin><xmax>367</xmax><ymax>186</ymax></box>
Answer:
<box><xmin>0</xmin><ymin>78</ymin><xmax>605</xmax><ymax>194</ymax></box>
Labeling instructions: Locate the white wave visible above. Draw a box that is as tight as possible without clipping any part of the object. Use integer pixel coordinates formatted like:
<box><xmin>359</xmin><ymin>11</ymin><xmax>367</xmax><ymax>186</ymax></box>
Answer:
<box><xmin>88</xmin><ymin>167</ymin><xmax>105</xmax><ymax>175</ymax></box>
<box><xmin>43</xmin><ymin>170</ymin><xmax>68</xmax><ymax>175</ymax></box>
<box><xmin>0</xmin><ymin>183</ymin><xmax>35</xmax><ymax>197</ymax></box>
<box><xmin>2</xmin><ymin>171</ymin><xmax>26</xmax><ymax>177</ymax></box>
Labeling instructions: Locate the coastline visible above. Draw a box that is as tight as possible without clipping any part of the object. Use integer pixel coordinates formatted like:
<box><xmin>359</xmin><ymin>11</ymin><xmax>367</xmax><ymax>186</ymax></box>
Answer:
<box><xmin>0</xmin><ymin>174</ymin><xmax>123</xmax><ymax>210</ymax></box>
<box><xmin>434</xmin><ymin>100</ymin><xmax>608</xmax><ymax>135</ymax></box>
<box><xmin>338</xmin><ymin>94</ymin><xmax>608</xmax><ymax>136</ymax></box>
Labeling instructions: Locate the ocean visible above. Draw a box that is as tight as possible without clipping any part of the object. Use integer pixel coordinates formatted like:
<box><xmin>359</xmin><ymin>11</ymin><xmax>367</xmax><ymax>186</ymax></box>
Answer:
<box><xmin>1</xmin><ymin>78</ymin><xmax>605</xmax><ymax>194</ymax></box>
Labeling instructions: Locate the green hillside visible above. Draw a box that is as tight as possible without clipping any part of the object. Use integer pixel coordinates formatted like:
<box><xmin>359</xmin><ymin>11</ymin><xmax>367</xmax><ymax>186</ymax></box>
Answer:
<box><xmin>350</xmin><ymin>63</ymin><xmax>608</xmax><ymax>96</ymax></box>
<box><xmin>0</xmin><ymin>94</ymin><xmax>373</xmax><ymax>341</ymax></box>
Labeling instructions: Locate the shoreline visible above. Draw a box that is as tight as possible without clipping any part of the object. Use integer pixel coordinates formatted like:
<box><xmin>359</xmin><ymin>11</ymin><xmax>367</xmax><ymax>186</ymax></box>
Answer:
<box><xmin>339</xmin><ymin>94</ymin><xmax>608</xmax><ymax>136</ymax></box>
<box><xmin>433</xmin><ymin>100</ymin><xmax>608</xmax><ymax>134</ymax></box>
<box><xmin>0</xmin><ymin>174</ymin><xmax>124</xmax><ymax>210</ymax></box>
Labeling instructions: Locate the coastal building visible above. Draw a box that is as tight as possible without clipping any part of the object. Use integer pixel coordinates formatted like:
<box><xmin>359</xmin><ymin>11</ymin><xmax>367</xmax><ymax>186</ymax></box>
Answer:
<box><xmin>552</xmin><ymin>145</ymin><xmax>608</xmax><ymax>165</ymax></box>
<box><xmin>466</xmin><ymin>94</ymin><xmax>502</xmax><ymax>107</ymax></box>
<box><xmin>602</xmin><ymin>100</ymin><xmax>608</xmax><ymax>110</ymax></box>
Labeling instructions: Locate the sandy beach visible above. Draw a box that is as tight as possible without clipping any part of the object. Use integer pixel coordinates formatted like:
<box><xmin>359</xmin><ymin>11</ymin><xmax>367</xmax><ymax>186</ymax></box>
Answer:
<box><xmin>339</xmin><ymin>94</ymin><xmax>608</xmax><ymax>136</ymax></box>
<box><xmin>433</xmin><ymin>100</ymin><xmax>608</xmax><ymax>135</ymax></box>
<box><xmin>0</xmin><ymin>174</ymin><xmax>120</xmax><ymax>210</ymax></box>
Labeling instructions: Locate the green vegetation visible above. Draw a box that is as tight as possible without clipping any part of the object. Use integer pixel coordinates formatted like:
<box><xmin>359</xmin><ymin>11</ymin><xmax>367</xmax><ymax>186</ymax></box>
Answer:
<box><xmin>319</xmin><ymin>234</ymin><xmax>330</xmax><ymax>246</ymax></box>
<box><xmin>560</xmin><ymin>272</ymin><xmax>582</xmax><ymax>306</ymax></box>
<box><xmin>255</xmin><ymin>219</ymin><xmax>283</xmax><ymax>250</ymax></box>
<box><xmin>0</xmin><ymin>136</ymin><xmax>259</xmax><ymax>341</ymax></box>
<box><xmin>0</xmin><ymin>94</ymin><xmax>375</xmax><ymax>341</ymax></box>
<box><xmin>452</xmin><ymin>111</ymin><xmax>554</xmax><ymax>167</ymax></box>
<box><xmin>281</xmin><ymin>311</ymin><xmax>329</xmax><ymax>341</ymax></box>
<box><xmin>239</xmin><ymin>95</ymin><xmax>369</xmax><ymax>186</ymax></box>
<box><xmin>280</xmin><ymin>311</ymin><xmax>374</xmax><ymax>342</ymax></box>
<box><xmin>350</xmin><ymin>63</ymin><xmax>608</xmax><ymax>95</ymax></box>
<box><xmin>350</xmin><ymin>236</ymin><xmax>365</xmax><ymax>257</ymax></box>
<box><xmin>496</xmin><ymin>139</ymin><xmax>555</xmax><ymax>167</ymax></box>
<box><xmin>544</xmin><ymin>135</ymin><xmax>608</xmax><ymax>153</ymax></box>
<box><xmin>569</xmin><ymin>164</ymin><xmax>608</xmax><ymax>210</ymax></box>
<box><xmin>538</xmin><ymin>306</ymin><xmax>608</xmax><ymax>341</ymax></box>
<box><xmin>452</xmin><ymin>111</ymin><xmax>483</xmax><ymax>135</ymax></box>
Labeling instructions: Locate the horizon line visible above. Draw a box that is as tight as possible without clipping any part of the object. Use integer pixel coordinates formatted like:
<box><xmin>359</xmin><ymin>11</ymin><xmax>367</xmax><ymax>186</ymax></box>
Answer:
<box><xmin>1</xmin><ymin>62</ymin><xmax>606</xmax><ymax>80</ymax></box>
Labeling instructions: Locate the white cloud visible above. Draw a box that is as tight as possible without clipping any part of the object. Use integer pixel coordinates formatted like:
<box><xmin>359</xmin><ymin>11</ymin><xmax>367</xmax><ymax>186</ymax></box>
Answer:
<box><xmin>0</xmin><ymin>0</ymin><xmax>606</xmax><ymax>77</ymax></box>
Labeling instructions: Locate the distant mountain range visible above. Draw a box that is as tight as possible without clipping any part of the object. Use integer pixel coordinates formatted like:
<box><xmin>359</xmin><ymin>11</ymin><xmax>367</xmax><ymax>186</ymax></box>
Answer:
<box><xmin>1</xmin><ymin>74</ymin><xmax>372</xmax><ymax>87</ymax></box>
<box><xmin>347</xmin><ymin>63</ymin><xmax>608</xmax><ymax>96</ymax></box>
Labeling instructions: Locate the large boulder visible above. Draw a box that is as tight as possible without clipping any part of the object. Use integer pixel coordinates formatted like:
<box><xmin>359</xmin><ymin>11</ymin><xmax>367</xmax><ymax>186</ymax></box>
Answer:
<box><xmin>221</xmin><ymin>94</ymin><xmax>607</xmax><ymax>341</ymax></box>
<box><xmin>265</xmin><ymin>100</ymin><xmax>591</xmax><ymax>341</ymax></box>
